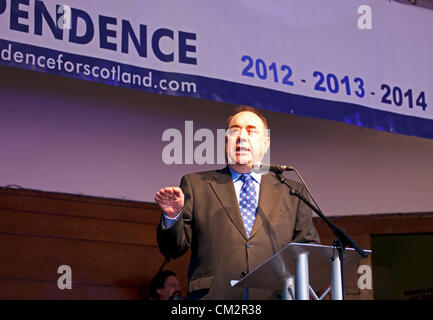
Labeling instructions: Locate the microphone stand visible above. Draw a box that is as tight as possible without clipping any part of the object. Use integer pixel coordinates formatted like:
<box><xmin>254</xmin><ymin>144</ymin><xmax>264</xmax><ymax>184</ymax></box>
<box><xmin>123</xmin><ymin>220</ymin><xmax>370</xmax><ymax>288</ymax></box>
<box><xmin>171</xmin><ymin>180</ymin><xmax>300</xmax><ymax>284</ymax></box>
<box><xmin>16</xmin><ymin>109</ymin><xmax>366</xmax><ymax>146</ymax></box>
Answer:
<box><xmin>274</xmin><ymin>171</ymin><xmax>367</xmax><ymax>300</ymax></box>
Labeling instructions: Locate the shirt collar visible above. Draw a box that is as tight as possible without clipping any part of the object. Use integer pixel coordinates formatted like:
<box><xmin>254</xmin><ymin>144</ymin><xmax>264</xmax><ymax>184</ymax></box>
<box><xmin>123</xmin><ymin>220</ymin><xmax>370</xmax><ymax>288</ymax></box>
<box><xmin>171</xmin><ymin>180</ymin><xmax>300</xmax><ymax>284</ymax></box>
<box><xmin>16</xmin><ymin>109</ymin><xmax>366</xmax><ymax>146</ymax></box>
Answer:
<box><xmin>228</xmin><ymin>166</ymin><xmax>262</xmax><ymax>184</ymax></box>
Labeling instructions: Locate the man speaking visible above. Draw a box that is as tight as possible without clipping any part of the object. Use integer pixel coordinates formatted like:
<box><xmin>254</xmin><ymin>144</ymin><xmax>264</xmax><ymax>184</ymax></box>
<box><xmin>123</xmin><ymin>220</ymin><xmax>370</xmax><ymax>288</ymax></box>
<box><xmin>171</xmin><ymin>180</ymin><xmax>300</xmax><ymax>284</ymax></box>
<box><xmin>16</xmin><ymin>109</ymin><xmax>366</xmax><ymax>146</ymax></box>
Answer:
<box><xmin>155</xmin><ymin>106</ymin><xmax>320</xmax><ymax>299</ymax></box>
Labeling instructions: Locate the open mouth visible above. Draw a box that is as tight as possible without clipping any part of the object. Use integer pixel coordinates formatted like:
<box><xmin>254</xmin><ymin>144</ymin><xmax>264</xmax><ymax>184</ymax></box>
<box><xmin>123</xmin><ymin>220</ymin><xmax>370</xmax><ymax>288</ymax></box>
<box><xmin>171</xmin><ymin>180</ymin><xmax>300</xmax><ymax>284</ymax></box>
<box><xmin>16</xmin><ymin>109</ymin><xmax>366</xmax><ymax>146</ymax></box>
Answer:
<box><xmin>236</xmin><ymin>146</ymin><xmax>250</xmax><ymax>152</ymax></box>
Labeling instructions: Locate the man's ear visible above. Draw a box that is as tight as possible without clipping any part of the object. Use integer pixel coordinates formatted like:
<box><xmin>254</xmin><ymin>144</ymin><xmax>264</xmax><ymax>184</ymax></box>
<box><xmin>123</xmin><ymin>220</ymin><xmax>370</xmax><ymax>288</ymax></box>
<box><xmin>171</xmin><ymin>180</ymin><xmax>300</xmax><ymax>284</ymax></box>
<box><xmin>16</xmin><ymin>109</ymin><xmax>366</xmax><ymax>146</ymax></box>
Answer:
<box><xmin>264</xmin><ymin>136</ymin><xmax>270</xmax><ymax>153</ymax></box>
<box><xmin>156</xmin><ymin>288</ymin><xmax>163</xmax><ymax>296</ymax></box>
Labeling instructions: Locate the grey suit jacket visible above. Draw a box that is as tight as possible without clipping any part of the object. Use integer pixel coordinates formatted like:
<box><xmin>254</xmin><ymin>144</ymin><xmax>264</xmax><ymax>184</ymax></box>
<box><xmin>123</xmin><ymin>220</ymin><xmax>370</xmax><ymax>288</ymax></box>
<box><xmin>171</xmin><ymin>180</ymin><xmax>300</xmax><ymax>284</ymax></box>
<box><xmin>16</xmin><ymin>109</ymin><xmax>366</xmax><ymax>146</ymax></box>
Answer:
<box><xmin>157</xmin><ymin>166</ymin><xmax>320</xmax><ymax>300</ymax></box>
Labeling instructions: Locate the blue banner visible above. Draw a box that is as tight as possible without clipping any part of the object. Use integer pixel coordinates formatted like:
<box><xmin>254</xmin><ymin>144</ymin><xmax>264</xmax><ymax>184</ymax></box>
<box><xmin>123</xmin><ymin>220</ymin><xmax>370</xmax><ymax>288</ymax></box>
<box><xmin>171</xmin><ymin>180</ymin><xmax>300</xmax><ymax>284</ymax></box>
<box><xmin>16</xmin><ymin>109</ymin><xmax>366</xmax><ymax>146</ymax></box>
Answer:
<box><xmin>1</xmin><ymin>0</ymin><xmax>432</xmax><ymax>138</ymax></box>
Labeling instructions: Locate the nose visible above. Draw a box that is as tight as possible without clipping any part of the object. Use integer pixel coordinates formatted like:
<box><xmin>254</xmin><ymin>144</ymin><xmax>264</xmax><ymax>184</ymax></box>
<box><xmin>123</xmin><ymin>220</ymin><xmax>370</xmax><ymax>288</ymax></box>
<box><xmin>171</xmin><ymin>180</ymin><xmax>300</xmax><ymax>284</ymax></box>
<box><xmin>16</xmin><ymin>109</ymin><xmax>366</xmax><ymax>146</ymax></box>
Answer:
<box><xmin>237</xmin><ymin>128</ymin><xmax>249</xmax><ymax>142</ymax></box>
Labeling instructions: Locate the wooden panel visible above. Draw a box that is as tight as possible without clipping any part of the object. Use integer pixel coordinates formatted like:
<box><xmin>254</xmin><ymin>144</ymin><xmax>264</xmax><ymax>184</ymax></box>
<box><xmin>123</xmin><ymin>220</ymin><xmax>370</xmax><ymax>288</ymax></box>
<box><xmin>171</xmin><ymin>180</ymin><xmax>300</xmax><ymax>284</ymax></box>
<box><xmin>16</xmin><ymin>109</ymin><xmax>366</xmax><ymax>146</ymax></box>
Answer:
<box><xmin>0</xmin><ymin>233</ymin><xmax>190</xmax><ymax>288</ymax></box>
<box><xmin>313</xmin><ymin>213</ymin><xmax>433</xmax><ymax>238</ymax></box>
<box><xmin>0</xmin><ymin>188</ymin><xmax>161</xmax><ymax>224</ymax></box>
<box><xmin>0</xmin><ymin>208</ymin><xmax>157</xmax><ymax>246</ymax></box>
<box><xmin>0</xmin><ymin>187</ymin><xmax>191</xmax><ymax>299</ymax></box>
<box><xmin>1</xmin><ymin>186</ymin><xmax>431</xmax><ymax>299</ymax></box>
<box><xmin>0</xmin><ymin>278</ymin><xmax>140</xmax><ymax>300</ymax></box>
<box><xmin>313</xmin><ymin>229</ymin><xmax>372</xmax><ymax>249</ymax></box>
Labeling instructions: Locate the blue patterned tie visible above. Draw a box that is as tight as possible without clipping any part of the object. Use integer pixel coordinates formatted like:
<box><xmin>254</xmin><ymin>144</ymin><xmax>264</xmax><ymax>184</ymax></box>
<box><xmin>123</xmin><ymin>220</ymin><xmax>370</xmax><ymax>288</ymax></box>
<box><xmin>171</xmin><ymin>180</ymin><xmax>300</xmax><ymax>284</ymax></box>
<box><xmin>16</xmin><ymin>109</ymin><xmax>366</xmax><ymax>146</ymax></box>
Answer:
<box><xmin>239</xmin><ymin>174</ymin><xmax>258</xmax><ymax>237</ymax></box>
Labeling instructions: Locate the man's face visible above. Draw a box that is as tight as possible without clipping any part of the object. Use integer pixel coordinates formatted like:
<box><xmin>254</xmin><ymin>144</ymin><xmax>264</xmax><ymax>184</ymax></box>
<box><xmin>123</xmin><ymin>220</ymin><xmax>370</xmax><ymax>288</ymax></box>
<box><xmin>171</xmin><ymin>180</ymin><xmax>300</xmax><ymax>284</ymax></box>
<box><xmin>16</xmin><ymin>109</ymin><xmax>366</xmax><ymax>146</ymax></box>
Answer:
<box><xmin>157</xmin><ymin>275</ymin><xmax>182</xmax><ymax>300</ymax></box>
<box><xmin>226</xmin><ymin>111</ymin><xmax>270</xmax><ymax>170</ymax></box>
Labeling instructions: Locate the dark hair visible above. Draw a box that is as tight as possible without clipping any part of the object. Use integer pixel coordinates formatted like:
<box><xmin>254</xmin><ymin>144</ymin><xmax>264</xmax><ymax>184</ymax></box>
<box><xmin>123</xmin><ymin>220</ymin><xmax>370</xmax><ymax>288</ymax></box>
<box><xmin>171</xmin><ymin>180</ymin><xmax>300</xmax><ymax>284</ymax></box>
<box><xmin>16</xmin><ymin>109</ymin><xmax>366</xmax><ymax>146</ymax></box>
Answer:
<box><xmin>226</xmin><ymin>105</ymin><xmax>269</xmax><ymax>130</ymax></box>
<box><xmin>148</xmin><ymin>270</ymin><xmax>177</xmax><ymax>300</ymax></box>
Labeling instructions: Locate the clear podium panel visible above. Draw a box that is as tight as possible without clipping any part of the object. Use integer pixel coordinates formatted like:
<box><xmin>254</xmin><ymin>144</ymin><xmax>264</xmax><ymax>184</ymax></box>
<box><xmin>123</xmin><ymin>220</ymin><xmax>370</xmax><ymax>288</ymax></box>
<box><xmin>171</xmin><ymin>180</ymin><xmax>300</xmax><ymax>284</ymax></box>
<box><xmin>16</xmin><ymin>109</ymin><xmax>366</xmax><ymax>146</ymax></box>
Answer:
<box><xmin>231</xmin><ymin>242</ymin><xmax>371</xmax><ymax>292</ymax></box>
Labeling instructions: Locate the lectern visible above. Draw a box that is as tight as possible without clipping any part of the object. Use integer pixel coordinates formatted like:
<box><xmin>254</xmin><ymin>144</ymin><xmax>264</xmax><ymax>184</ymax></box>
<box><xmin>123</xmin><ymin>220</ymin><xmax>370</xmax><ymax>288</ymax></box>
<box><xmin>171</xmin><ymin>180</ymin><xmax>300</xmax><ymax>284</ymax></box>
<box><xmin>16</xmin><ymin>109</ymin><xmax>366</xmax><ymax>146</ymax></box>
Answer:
<box><xmin>231</xmin><ymin>242</ymin><xmax>371</xmax><ymax>300</ymax></box>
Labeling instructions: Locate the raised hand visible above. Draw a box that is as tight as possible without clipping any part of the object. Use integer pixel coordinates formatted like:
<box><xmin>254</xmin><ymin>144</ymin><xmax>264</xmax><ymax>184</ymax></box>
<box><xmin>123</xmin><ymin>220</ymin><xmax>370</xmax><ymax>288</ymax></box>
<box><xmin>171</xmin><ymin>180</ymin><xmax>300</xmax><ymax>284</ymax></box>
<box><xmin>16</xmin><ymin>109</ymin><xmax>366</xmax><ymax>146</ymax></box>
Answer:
<box><xmin>155</xmin><ymin>187</ymin><xmax>184</xmax><ymax>218</ymax></box>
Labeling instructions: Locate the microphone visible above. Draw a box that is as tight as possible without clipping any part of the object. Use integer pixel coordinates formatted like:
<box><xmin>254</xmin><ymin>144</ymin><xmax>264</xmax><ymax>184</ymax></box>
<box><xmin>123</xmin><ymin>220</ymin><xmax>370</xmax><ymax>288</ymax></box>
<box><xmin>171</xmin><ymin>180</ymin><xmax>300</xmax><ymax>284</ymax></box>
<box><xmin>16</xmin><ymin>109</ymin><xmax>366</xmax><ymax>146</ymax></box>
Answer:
<box><xmin>253</xmin><ymin>163</ymin><xmax>295</xmax><ymax>174</ymax></box>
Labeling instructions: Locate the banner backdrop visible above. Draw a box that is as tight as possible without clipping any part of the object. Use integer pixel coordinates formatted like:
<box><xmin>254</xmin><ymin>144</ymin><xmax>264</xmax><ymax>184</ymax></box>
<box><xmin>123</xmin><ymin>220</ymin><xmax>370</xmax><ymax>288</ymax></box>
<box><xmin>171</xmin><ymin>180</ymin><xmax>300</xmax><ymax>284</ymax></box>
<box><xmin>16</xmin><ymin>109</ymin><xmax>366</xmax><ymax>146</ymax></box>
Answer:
<box><xmin>1</xmin><ymin>0</ymin><xmax>432</xmax><ymax>138</ymax></box>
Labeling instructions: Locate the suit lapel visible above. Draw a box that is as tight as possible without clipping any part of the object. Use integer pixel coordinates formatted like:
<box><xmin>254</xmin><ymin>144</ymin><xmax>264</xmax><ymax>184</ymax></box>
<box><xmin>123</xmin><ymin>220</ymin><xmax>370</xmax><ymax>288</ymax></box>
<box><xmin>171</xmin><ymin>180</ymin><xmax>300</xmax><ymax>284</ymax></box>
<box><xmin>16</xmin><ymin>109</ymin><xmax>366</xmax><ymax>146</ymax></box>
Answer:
<box><xmin>209</xmin><ymin>168</ymin><xmax>281</xmax><ymax>240</ymax></box>
<box><xmin>209</xmin><ymin>167</ymin><xmax>249</xmax><ymax>240</ymax></box>
<box><xmin>249</xmin><ymin>173</ymin><xmax>280</xmax><ymax>238</ymax></box>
